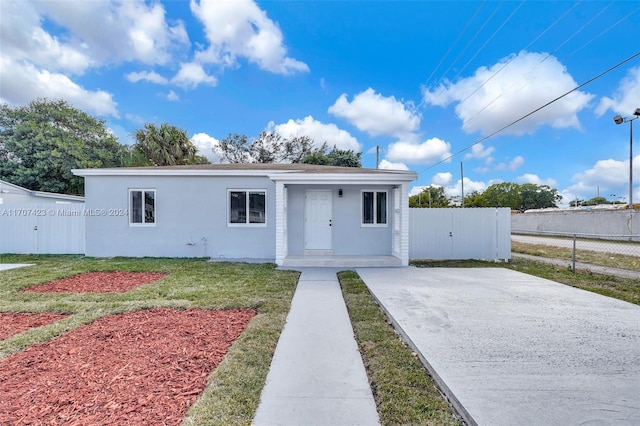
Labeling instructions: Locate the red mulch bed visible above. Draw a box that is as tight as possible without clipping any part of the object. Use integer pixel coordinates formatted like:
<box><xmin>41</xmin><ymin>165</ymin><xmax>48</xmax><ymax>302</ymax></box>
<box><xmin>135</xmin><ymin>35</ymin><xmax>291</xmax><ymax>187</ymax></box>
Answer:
<box><xmin>0</xmin><ymin>307</ymin><xmax>257</xmax><ymax>425</ymax></box>
<box><xmin>23</xmin><ymin>271</ymin><xmax>167</xmax><ymax>293</ymax></box>
<box><xmin>0</xmin><ymin>312</ymin><xmax>70</xmax><ymax>340</ymax></box>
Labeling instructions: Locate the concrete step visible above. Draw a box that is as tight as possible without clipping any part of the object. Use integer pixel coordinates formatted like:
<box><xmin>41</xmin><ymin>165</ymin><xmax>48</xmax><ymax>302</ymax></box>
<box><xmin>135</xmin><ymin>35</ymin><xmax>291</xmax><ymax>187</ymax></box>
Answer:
<box><xmin>282</xmin><ymin>255</ymin><xmax>402</xmax><ymax>268</ymax></box>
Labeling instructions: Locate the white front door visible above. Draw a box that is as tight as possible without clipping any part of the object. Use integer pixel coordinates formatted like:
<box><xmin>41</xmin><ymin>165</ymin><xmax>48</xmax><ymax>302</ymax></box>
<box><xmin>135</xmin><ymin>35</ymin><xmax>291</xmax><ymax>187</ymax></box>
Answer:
<box><xmin>304</xmin><ymin>190</ymin><xmax>332</xmax><ymax>250</ymax></box>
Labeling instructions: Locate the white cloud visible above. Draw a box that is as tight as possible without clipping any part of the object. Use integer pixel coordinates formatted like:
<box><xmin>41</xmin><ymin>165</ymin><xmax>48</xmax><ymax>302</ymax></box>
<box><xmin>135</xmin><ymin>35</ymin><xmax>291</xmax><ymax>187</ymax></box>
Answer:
<box><xmin>566</xmin><ymin>155</ymin><xmax>640</xmax><ymax>203</ymax></box>
<box><xmin>191</xmin><ymin>132</ymin><xmax>223</xmax><ymax>162</ymax></box>
<box><xmin>0</xmin><ymin>1</ymin><xmax>94</xmax><ymax>74</ymax></box>
<box><xmin>190</xmin><ymin>0</ymin><xmax>308</xmax><ymax>75</ymax></box>
<box><xmin>328</xmin><ymin>88</ymin><xmax>420</xmax><ymax>137</ymax></box>
<box><xmin>495</xmin><ymin>156</ymin><xmax>525</xmax><ymax>171</ymax></box>
<box><xmin>125</xmin><ymin>113</ymin><xmax>145</xmax><ymax>125</ymax></box>
<box><xmin>410</xmin><ymin>176</ymin><xmax>488</xmax><ymax>200</ymax></box>
<box><xmin>423</xmin><ymin>51</ymin><xmax>593</xmax><ymax>136</ymax></box>
<box><xmin>126</xmin><ymin>71</ymin><xmax>169</xmax><ymax>85</ymax></box>
<box><xmin>387</xmin><ymin>137</ymin><xmax>451</xmax><ymax>165</ymax></box>
<box><xmin>171</xmin><ymin>62</ymin><xmax>217</xmax><ymax>88</ymax></box>
<box><xmin>167</xmin><ymin>90</ymin><xmax>180</xmax><ymax>102</ymax></box>
<box><xmin>516</xmin><ymin>173</ymin><xmax>558</xmax><ymax>187</ymax></box>
<box><xmin>432</xmin><ymin>172</ymin><xmax>453</xmax><ymax>186</ymax></box>
<box><xmin>464</xmin><ymin>143</ymin><xmax>495</xmax><ymax>160</ymax></box>
<box><xmin>378</xmin><ymin>160</ymin><xmax>409</xmax><ymax>171</ymax></box>
<box><xmin>267</xmin><ymin>116</ymin><xmax>361</xmax><ymax>151</ymax></box>
<box><xmin>443</xmin><ymin>177</ymin><xmax>488</xmax><ymax>199</ymax></box>
<box><xmin>573</xmin><ymin>157</ymin><xmax>639</xmax><ymax>188</ymax></box>
<box><xmin>32</xmin><ymin>0</ymin><xmax>189</xmax><ymax>67</ymax></box>
<box><xmin>0</xmin><ymin>56</ymin><xmax>118</xmax><ymax>117</ymax></box>
<box><xmin>596</xmin><ymin>66</ymin><xmax>640</xmax><ymax>117</ymax></box>
<box><xmin>0</xmin><ymin>0</ymin><xmax>190</xmax><ymax>116</ymax></box>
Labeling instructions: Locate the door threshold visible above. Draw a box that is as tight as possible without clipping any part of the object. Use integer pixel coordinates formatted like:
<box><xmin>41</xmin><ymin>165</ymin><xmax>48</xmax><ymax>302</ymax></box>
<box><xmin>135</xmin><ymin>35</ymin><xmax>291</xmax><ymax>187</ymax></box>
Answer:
<box><xmin>304</xmin><ymin>249</ymin><xmax>334</xmax><ymax>256</ymax></box>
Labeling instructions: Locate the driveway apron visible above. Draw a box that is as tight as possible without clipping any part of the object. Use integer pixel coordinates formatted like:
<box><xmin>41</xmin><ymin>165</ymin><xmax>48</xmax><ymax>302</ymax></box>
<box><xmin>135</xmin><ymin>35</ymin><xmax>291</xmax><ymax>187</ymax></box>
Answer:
<box><xmin>357</xmin><ymin>267</ymin><xmax>640</xmax><ymax>426</ymax></box>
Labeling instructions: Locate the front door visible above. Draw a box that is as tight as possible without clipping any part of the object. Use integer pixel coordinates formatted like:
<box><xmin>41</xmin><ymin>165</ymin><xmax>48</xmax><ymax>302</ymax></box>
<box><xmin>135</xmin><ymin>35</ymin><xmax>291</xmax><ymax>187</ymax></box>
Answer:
<box><xmin>304</xmin><ymin>190</ymin><xmax>332</xmax><ymax>250</ymax></box>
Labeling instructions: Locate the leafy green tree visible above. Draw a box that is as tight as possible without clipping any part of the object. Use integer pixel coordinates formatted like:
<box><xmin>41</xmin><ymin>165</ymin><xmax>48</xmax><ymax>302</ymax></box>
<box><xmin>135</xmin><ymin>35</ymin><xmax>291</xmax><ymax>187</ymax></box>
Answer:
<box><xmin>327</xmin><ymin>149</ymin><xmax>362</xmax><ymax>167</ymax></box>
<box><xmin>215</xmin><ymin>131</ymin><xmax>357</xmax><ymax>166</ymax></box>
<box><xmin>463</xmin><ymin>190</ymin><xmax>486</xmax><ymax>207</ymax></box>
<box><xmin>0</xmin><ymin>99</ymin><xmax>126</xmax><ymax>195</ymax></box>
<box><xmin>300</xmin><ymin>151</ymin><xmax>330</xmax><ymax>165</ymax></box>
<box><xmin>482</xmin><ymin>182</ymin><xmax>522</xmax><ymax>209</ymax></box>
<box><xmin>283</xmin><ymin>136</ymin><xmax>327</xmax><ymax>163</ymax></box>
<box><xmin>582</xmin><ymin>196</ymin><xmax>609</xmax><ymax>206</ymax></box>
<box><xmin>133</xmin><ymin>123</ymin><xmax>207</xmax><ymax>166</ymax></box>
<box><xmin>481</xmin><ymin>182</ymin><xmax>561</xmax><ymax>210</ymax></box>
<box><xmin>520</xmin><ymin>184</ymin><xmax>562</xmax><ymax>210</ymax></box>
<box><xmin>409</xmin><ymin>186</ymin><xmax>450</xmax><ymax>208</ymax></box>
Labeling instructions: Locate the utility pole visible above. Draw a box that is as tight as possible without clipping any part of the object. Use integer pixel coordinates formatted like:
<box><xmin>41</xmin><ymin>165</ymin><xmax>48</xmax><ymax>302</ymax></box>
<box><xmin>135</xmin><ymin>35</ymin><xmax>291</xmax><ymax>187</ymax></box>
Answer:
<box><xmin>460</xmin><ymin>162</ymin><xmax>465</xmax><ymax>208</ymax></box>
<box><xmin>376</xmin><ymin>146</ymin><xmax>379</xmax><ymax>169</ymax></box>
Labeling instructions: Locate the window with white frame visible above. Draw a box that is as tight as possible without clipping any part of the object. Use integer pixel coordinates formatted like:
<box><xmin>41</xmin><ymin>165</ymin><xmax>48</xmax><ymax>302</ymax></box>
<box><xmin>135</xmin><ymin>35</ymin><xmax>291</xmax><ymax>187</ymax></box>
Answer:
<box><xmin>130</xmin><ymin>189</ymin><xmax>155</xmax><ymax>225</ymax></box>
<box><xmin>362</xmin><ymin>190</ymin><xmax>387</xmax><ymax>226</ymax></box>
<box><xmin>229</xmin><ymin>189</ymin><xmax>266</xmax><ymax>225</ymax></box>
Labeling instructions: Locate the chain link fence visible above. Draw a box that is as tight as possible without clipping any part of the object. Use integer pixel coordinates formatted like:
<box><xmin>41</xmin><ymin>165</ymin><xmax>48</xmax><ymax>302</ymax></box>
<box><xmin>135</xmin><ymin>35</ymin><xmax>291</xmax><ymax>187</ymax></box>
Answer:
<box><xmin>511</xmin><ymin>230</ymin><xmax>640</xmax><ymax>273</ymax></box>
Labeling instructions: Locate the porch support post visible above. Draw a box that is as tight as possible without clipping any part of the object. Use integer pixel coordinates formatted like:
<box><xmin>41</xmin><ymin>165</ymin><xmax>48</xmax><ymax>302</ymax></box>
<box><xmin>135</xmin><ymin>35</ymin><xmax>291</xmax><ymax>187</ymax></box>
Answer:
<box><xmin>400</xmin><ymin>182</ymin><xmax>410</xmax><ymax>266</ymax></box>
<box><xmin>275</xmin><ymin>181</ymin><xmax>287</xmax><ymax>266</ymax></box>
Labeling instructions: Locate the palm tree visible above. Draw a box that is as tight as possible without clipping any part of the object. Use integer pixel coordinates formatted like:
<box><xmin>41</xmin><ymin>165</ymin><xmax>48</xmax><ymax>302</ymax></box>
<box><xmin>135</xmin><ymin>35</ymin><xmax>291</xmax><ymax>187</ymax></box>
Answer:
<box><xmin>133</xmin><ymin>123</ymin><xmax>205</xmax><ymax>166</ymax></box>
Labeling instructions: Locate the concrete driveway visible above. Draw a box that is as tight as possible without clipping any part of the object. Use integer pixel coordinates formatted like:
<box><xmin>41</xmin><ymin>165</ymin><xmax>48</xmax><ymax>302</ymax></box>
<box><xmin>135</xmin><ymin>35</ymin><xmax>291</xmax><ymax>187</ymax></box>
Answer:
<box><xmin>356</xmin><ymin>267</ymin><xmax>640</xmax><ymax>426</ymax></box>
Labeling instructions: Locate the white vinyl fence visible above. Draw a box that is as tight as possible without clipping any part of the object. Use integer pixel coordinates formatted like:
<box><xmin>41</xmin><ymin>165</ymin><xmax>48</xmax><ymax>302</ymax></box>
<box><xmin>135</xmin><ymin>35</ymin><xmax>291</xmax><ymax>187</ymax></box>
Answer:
<box><xmin>409</xmin><ymin>208</ymin><xmax>511</xmax><ymax>260</ymax></box>
<box><xmin>0</xmin><ymin>203</ymin><xmax>85</xmax><ymax>254</ymax></box>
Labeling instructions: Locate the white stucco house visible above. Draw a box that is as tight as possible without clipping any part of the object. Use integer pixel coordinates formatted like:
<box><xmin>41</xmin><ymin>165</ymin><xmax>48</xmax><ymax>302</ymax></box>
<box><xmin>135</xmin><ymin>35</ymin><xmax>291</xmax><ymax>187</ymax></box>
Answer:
<box><xmin>0</xmin><ymin>179</ymin><xmax>84</xmax><ymax>204</ymax></box>
<box><xmin>72</xmin><ymin>164</ymin><xmax>417</xmax><ymax>267</ymax></box>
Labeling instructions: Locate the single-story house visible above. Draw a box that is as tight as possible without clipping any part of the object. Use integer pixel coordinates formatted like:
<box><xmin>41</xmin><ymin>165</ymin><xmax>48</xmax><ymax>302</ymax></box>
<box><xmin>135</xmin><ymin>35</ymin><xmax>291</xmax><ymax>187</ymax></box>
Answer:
<box><xmin>72</xmin><ymin>164</ymin><xmax>417</xmax><ymax>267</ymax></box>
<box><xmin>0</xmin><ymin>179</ymin><xmax>84</xmax><ymax>204</ymax></box>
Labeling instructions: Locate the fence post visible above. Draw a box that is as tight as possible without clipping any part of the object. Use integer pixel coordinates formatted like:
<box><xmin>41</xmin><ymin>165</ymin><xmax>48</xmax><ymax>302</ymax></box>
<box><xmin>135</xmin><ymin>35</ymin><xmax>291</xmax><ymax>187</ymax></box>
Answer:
<box><xmin>572</xmin><ymin>234</ymin><xmax>576</xmax><ymax>274</ymax></box>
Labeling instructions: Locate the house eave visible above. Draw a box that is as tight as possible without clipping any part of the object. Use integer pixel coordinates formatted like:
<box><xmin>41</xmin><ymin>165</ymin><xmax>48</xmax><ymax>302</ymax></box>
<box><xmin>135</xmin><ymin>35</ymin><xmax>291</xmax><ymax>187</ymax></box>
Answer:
<box><xmin>268</xmin><ymin>172</ymin><xmax>417</xmax><ymax>185</ymax></box>
<box><xmin>72</xmin><ymin>168</ymin><xmax>418</xmax><ymax>184</ymax></box>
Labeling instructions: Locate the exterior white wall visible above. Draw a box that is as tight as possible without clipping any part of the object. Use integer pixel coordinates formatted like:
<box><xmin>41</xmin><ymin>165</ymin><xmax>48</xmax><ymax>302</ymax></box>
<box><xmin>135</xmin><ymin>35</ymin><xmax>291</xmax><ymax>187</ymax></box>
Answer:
<box><xmin>0</xmin><ymin>203</ymin><xmax>85</xmax><ymax>254</ymax></box>
<box><xmin>286</xmin><ymin>184</ymin><xmax>394</xmax><ymax>256</ymax></box>
<box><xmin>83</xmin><ymin>175</ymin><xmax>276</xmax><ymax>258</ymax></box>
<box><xmin>410</xmin><ymin>208</ymin><xmax>511</xmax><ymax>260</ymax></box>
<box><xmin>512</xmin><ymin>210</ymin><xmax>639</xmax><ymax>240</ymax></box>
<box><xmin>0</xmin><ymin>181</ymin><xmax>84</xmax><ymax>204</ymax></box>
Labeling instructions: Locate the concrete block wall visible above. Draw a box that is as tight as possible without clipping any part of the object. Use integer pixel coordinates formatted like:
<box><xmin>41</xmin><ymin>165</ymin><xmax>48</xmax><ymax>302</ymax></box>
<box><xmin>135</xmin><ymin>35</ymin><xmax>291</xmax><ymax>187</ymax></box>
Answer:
<box><xmin>511</xmin><ymin>210</ymin><xmax>639</xmax><ymax>241</ymax></box>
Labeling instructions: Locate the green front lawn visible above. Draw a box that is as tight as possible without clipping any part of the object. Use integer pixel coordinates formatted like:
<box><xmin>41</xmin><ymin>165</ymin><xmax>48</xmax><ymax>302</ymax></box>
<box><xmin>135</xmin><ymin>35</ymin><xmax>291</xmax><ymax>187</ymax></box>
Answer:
<box><xmin>0</xmin><ymin>255</ymin><xmax>299</xmax><ymax>425</ymax></box>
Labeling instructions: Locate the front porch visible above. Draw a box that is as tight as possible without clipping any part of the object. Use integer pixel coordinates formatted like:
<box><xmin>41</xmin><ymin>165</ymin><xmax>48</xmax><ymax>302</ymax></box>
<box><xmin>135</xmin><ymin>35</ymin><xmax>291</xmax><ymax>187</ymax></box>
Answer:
<box><xmin>282</xmin><ymin>254</ymin><xmax>403</xmax><ymax>268</ymax></box>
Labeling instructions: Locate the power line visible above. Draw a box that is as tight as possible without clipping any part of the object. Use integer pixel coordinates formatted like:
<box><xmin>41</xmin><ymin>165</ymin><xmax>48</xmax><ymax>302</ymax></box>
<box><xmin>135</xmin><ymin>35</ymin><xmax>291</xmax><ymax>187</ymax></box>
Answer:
<box><xmin>537</xmin><ymin>0</ymin><xmax>614</xmax><ymax>67</ymax></box>
<box><xmin>423</xmin><ymin>1</ymin><xmax>486</xmax><ymax>87</ymax></box>
<box><xmin>417</xmin><ymin>51</ymin><xmax>640</xmax><ymax>176</ymax></box>
<box><xmin>451</xmin><ymin>0</ymin><xmax>614</xmax><ymax>134</ymax></box>
<box><xmin>452</xmin><ymin>0</ymin><xmax>525</xmax><ymax>83</ymax></box>
<box><xmin>458</xmin><ymin>1</ymin><xmax>582</xmax><ymax>106</ymax></box>
<box><xmin>433</xmin><ymin>1</ymin><xmax>504</xmax><ymax>89</ymax></box>
<box><xmin>564</xmin><ymin>6</ymin><xmax>640</xmax><ymax>60</ymax></box>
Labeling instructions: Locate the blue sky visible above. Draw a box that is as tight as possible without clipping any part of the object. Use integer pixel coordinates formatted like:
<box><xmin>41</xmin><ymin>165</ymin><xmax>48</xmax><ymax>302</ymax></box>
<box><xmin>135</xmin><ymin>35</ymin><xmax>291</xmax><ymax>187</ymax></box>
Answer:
<box><xmin>1</xmin><ymin>0</ymin><xmax>639</xmax><ymax>205</ymax></box>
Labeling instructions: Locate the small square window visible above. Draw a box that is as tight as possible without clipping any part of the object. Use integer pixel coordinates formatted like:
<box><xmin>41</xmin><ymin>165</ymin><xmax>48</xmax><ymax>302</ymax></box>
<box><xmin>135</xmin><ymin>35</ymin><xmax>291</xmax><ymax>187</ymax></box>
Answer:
<box><xmin>229</xmin><ymin>189</ymin><xmax>266</xmax><ymax>226</ymax></box>
<box><xmin>130</xmin><ymin>189</ymin><xmax>155</xmax><ymax>225</ymax></box>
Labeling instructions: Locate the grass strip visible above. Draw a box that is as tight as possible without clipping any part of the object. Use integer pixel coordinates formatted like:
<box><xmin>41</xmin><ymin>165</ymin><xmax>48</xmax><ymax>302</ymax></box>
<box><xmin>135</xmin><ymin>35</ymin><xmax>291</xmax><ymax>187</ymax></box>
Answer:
<box><xmin>511</xmin><ymin>240</ymin><xmax>640</xmax><ymax>271</ymax></box>
<box><xmin>338</xmin><ymin>270</ymin><xmax>461</xmax><ymax>426</ymax></box>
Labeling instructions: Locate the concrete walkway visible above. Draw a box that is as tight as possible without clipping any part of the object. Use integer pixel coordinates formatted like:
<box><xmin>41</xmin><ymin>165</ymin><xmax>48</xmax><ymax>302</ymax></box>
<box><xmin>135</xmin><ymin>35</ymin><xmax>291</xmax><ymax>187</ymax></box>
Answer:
<box><xmin>357</xmin><ymin>267</ymin><xmax>640</xmax><ymax>426</ymax></box>
<box><xmin>0</xmin><ymin>264</ymin><xmax>33</xmax><ymax>271</ymax></box>
<box><xmin>253</xmin><ymin>268</ymin><xmax>379</xmax><ymax>426</ymax></box>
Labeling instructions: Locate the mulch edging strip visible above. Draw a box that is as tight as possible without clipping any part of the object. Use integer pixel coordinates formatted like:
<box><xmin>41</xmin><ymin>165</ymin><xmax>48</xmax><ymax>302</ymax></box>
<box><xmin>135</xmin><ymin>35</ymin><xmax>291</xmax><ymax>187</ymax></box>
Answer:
<box><xmin>23</xmin><ymin>271</ymin><xmax>167</xmax><ymax>293</ymax></box>
<box><xmin>0</xmin><ymin>307</ymin><xmax>257</xmax><ymax>425</ymax></box>
<box><xmin>0</xmin><ymin>312</ymin><xmax>70</xmax><ymax>341</ymax></box>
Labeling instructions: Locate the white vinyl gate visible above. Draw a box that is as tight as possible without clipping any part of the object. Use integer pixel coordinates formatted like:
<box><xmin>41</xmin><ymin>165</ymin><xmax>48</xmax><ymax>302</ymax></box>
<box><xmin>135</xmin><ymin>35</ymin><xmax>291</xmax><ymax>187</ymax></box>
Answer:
<box><xmin>409</xmin><ymin>208</ymin><xmax>511</xmax><ymax>260</ymax></box>
<box><xmin>0</xmin><ymin>203</ymin><xmax>85</xmax><ymax>254</ymax></box>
